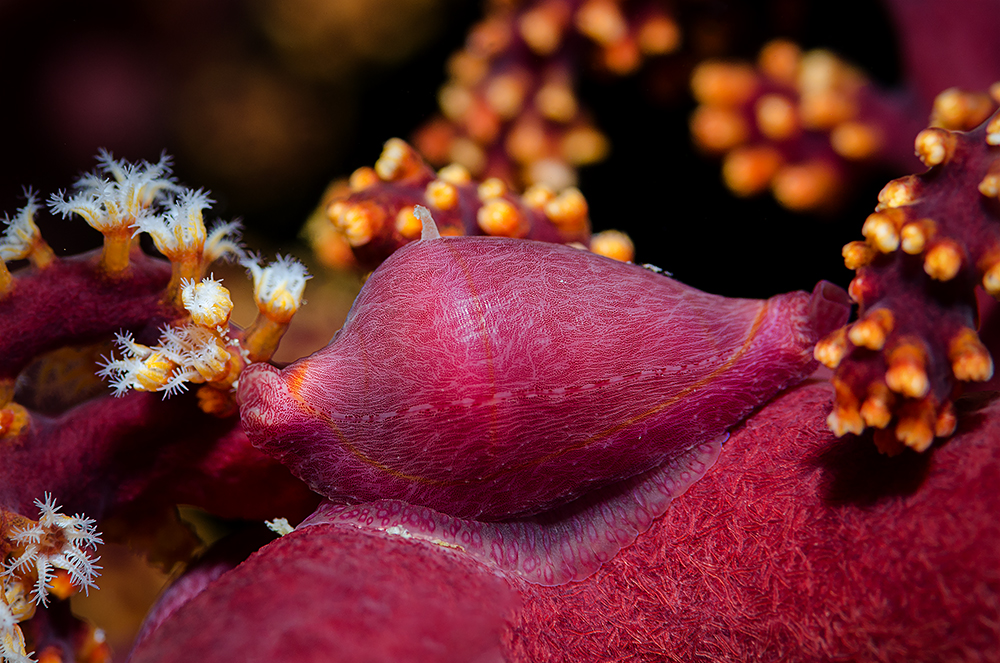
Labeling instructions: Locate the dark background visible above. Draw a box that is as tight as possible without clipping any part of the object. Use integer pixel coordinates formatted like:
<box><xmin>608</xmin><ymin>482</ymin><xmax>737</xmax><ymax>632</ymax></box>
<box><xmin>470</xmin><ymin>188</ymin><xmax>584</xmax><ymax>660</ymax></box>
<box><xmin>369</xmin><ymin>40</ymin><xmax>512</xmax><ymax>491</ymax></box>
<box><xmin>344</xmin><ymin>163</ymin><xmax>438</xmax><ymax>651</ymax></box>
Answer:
<box><xmin>0</xmin><ymin>0</ymin><xmax>903</xmax><ymax>299</ymax></box>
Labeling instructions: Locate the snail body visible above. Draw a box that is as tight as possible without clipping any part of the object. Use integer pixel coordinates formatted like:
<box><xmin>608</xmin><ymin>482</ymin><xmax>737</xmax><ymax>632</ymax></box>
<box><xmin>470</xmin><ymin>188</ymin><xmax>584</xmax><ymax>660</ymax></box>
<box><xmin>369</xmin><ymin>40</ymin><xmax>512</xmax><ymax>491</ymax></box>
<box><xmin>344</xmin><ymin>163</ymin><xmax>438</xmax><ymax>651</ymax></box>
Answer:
<box><xmin>240</xmin><ymin>232</ymin><xmax>848</xmax><ymax>525</ymax></box>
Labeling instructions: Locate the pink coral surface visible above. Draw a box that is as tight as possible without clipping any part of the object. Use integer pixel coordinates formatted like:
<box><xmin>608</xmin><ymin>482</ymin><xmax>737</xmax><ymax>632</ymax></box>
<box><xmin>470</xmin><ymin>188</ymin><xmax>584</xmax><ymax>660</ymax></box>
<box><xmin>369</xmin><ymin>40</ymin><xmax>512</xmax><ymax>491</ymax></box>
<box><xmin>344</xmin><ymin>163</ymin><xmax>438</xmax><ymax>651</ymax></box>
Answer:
<box><xmin>129</xmin><ymin>523</ymin><xmax>519</xmax><ymax>663</ymax></box>
<box><xmin>511</xmin><ymin>381</ymin><xmax>1000</xmax><ymax>661</ymax></box>
<box><xmin>131</xmin><ymin>380</ymin><xmax>1000</xmax><ymax>662</ymax></box>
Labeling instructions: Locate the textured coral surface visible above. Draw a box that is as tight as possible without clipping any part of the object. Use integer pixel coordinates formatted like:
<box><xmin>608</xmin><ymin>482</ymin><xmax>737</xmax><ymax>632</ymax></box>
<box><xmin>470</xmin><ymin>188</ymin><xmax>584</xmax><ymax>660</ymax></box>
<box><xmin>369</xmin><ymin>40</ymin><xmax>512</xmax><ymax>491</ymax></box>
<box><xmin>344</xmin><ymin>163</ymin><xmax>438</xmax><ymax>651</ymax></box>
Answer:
<box><xmin>125</xmin><ymin>381</ymin><xmax>1000</xmax><ymax>662</ymax></box>
<box><xmin>128</xmin><ymin>524</ymin><xmax>519</xmax><ymax>663</ymax></box>
<box><xmin>511</xmin><ymin>381</ymin><xmax>1000</xmax><ymax>661</ymax></box>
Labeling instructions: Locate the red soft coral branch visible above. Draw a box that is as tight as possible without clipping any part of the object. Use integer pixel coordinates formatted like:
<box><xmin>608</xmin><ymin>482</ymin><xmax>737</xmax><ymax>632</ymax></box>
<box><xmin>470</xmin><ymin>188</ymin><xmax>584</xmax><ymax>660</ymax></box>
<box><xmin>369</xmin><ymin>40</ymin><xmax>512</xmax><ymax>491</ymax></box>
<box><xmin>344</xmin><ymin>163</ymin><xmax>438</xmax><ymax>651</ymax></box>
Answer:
<box><xmin>817</xmin><ymin>106</ymin><xmax>1000</xmax><ymax>453</ymax></box>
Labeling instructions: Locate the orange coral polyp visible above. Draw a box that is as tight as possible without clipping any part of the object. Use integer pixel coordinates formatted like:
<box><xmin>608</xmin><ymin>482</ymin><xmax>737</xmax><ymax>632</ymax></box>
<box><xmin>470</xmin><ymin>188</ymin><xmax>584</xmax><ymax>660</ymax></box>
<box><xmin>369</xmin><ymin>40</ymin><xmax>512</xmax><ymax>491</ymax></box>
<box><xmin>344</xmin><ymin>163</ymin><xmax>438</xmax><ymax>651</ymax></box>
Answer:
<box><xmin>349</xmin><ymin>167</ymin><xmax>379</xmax><ymax>192</ymax></box>
<box><xmin>477</xmin><ymin>198</ymin><xmax>526</xmax><ymax>237</ymax></box>
<box><xmin>982</xmin><ymin>261</ymin><xmax>1000</xmax><ymax>296</ymax></box>
<box><xmin>915</xmin><ymin>127</ymin><xmax>957</xmax><ymax>166</ymax></box>
<box><xmin>395</xmin><ymin>207</ymin><xmax>423</xmax><ymax>240</ymax></box>
<box><xmin>589</xmin><ymin>229</ymin><xmax>634</xmax><ymax>262</ymax></box>
<box><xmin>814</xmin><ymin>327</ymin><xmax>848</xmax><ymax>369</ymax></box>
<box><xmin>755</xmin><ymin>94</ymin><xmax>799</xmax><ymax>141</ymax></box>
<box><xmin>690</xmin><ymin>107</ymin><xmax>749</xmax><ymax>153</ymax></box>
<box><xmin>862</xmin><ymin>212</ymin><xmax>901</xmax><ymax>253</ymax></box>
<box><xmin>841</xmin><ymin>241</ymin><xmax>875</xmax><ymax>270</ymax></box>
<box><xmin>923</xmin><ymin>240</ymin><xmax>963</xmax><ymax>280</ymax></box>
<box><xmin>690</xmin><ymin>62</ymin><xmax>758</xmax><ymax>106</ymax></box>
<box><xmin>900</xmin><ymin>220</ymin><xmax>932</xmax><ymax>254</ymax></box>
<box><xmin>375</xmin><ymin>138</ymin><xmax>425</xmax><ymax>182</ymax></box>
<box><xmin>848</xmin><ymin>308</ymin><xmax>894</xmax><ymax>351</ymax></box>
<box><xmin>636</xmin><ymin>12</ymin><xmax>680</xmax><ymax>55</ymax></box>
<box><xmin>827</xmin><ymin>377</ymin><xmax>864</xmax><ymax>437</ymax></box>
<box><xmin>425</xmin><ymin>180</ymin><xmax>460</xmax><ymax>211</ymax></box>
<box><xmin>860</xmin><ymin>382</ymin><xmax>894</xmax><ymax>429</ymax></box>
<box><xmin>771</xmin><ymin>161</ymin><xmax>840</xmax><ymax>212</ymax></box>
<box><xmin>722</xmin><ymin>146</ymin><xmax>782</xmax><ymax>197</ymax></box>
<box><xmin>948</xmin><ymin>328</ymin><xmax>994</xmax><ymax>382</ymax></box>
<box><xmin>884</xmin><ymin>342</ymin><xmax>930</xmax><ymax>399</ymax></box>
<box><xmin>930</xmin><ymin>88</ymin><xmax>996</xmax><ymax>131</ymax></box>
<box><xmin>518</xmin><ymin>0</ymin><xmax>571</xmax><ymax>56</ymax></box>
<box><xmin>757</xmin><ymin>40</ymin><xmax>800</xmax><ymax>84</ymax></box>
<box><xmin>543</xmin><ymin>188</ymin><xmax>588</xmax><ymax>232</ymax></box>
<box><xmin>830</xmin><ymin>122</ymin><xmax>882</xmax><ymax>160</ymax></box>
<box><xmin>877</xmin><ymin>175</ymin><xmax>922</xmax><ymax>209</ymax></box>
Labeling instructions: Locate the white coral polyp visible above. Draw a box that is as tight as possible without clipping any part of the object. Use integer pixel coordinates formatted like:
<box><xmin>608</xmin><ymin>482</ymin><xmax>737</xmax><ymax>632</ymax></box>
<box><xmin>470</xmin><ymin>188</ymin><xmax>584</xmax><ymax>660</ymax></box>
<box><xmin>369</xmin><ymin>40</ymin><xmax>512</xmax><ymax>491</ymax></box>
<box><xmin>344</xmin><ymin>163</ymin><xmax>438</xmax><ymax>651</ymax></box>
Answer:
<box><xmin>98</xmin><ymin>321</ymin><xmax>232</xmax><ymax>398</ymax></box>
<box><xmin>136</xmin><ymin>188</ymin><xmax>212</xmax><ymax>260</ymax></box>
<box><xmin>0</xmin><ymin>194</ymin><xmax>41</xmax><ymax>262</ymax></box>
<box><xmin>158</xmin><ymin>323</ymin><xmax>231</xmax><ymax>383</ymax></box>
<box><xmin>2</xmin><ymin>494</ymin><xmax>102</xmax><ymax>609</ymax></box>
<box><xmin>181</xmin><ymin>277</ymin><xmax>234</xmax><ymax>328</ymax></box>
<box><xmin>243</xmin><ymin>254</ymin><xmax>311</xmax><ymax>323</ymax></box>
<box><xmin>48</xmin><ymin>150</ymin><xmax>176</xmax><ymax>234</ymax></box>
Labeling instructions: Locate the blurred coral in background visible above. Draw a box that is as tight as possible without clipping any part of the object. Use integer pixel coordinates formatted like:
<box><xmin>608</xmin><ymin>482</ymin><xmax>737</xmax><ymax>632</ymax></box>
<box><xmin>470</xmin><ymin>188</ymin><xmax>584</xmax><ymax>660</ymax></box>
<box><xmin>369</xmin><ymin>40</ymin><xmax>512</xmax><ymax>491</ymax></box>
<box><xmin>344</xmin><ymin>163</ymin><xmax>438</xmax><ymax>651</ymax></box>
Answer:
<box><xmin>1</xmin><ymin>0</ymin><xmax>913</xmax><ymax>297</ymax></box>
<box><xmin>0</xmin><ymin>0</ymin><xmax>472</xmax><ymax>236</ymax></box>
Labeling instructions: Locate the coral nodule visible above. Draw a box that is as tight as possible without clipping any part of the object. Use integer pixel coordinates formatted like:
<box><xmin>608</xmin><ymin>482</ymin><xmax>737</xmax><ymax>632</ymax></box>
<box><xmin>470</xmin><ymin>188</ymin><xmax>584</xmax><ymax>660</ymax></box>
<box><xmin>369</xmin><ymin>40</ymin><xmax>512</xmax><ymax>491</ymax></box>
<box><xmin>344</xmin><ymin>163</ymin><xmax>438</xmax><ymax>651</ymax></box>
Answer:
<box><xmin>239</xmin><ymin>209</ymin><xmax>849</xmax><ymax>585</ymax></box>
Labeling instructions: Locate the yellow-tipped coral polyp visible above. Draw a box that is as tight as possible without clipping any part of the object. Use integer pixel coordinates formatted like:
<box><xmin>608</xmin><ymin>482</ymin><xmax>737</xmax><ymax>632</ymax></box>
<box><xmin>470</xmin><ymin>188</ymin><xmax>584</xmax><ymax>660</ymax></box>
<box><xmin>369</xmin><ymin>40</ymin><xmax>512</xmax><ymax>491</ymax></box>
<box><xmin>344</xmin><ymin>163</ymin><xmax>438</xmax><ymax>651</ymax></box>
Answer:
<box><xmin>97</xmin><ymin>332</ymin><xmax>174</xmax><ymax>396</ymax></box>
<box><xmin>136</xmin><ymin>188</ymin><xmax>213</xmax><ymax>295</ymax></box>
<box><xmin>1</xmin><ymin>194</ymin><xmax>56</xmax><ymax>300</ymax></box>
<box><xmin>97</xmin><ymin>275</ymin><xmax>239</xmax><ymax>401</ymax></box>
<box><xmin>241</xmin><ymin>254</ymin><xmax>311</xmax><ymax>362</ymax></box>
<box><xmin>49</xmin><ymin>150</ymin><xmax>176</xmax><ymax>276</ymax></box>
<box><xmin>181</xmin><ymin>277</ymin><xmax>234</xmax><ymax>329</ymax></box>
<box><xmin>0</xmin><ymin>194</ymin><xmax>54</xmax><ymax>271</ymax></box>
<box><xmin>244</xmin><ymin>255</ymin><xmax>310</xmax><ymax>325</ymax></box>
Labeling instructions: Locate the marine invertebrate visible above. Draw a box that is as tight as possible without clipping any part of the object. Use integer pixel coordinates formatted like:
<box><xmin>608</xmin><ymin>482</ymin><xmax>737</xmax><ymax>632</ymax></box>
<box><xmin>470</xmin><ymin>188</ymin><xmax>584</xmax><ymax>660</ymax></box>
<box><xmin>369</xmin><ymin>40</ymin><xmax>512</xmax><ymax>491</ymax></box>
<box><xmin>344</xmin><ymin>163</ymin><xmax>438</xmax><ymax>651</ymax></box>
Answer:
<box><xmin>3</xmin><ymin>494</ymin><xmax>102</xmax><ymax>608</ymax></box>
<box><xmin>240</xmin><ymin>210</ymin><xmax>849</xmax><ymax>583</ymax></box>
<box><xmin>129</xmin><ymin>381</ymin><xmax>1000</xmax><ymax>663</ymax></box>
<box><xmin>129</xmin><ymin>522</ymin><xmax>518</xmax><ymax>663</ymax></box>
<box><xmin>816</xmin><ymin>103</ymin><xmax>1000</xmax><ymax>453</ymax></box>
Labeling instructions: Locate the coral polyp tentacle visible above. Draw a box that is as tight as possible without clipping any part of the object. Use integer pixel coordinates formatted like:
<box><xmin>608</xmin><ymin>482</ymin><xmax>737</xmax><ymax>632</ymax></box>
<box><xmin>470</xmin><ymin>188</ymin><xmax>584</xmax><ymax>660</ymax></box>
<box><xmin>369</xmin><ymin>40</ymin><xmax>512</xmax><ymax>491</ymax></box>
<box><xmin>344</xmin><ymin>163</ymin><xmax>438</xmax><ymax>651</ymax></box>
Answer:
<box><xmin>49</xmin><ymin>150</ymin><xmax>177</xmax><ymax>276</ymax></box>
<box><xmin>821</xmin><ymin>102</ymin><xmax>1000</xmax><ymax>452</ymax></box>
<box><xmin>0</xmin><ymin>494</ymin><xmax>102</xmax><ymax>662</ymax></box>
